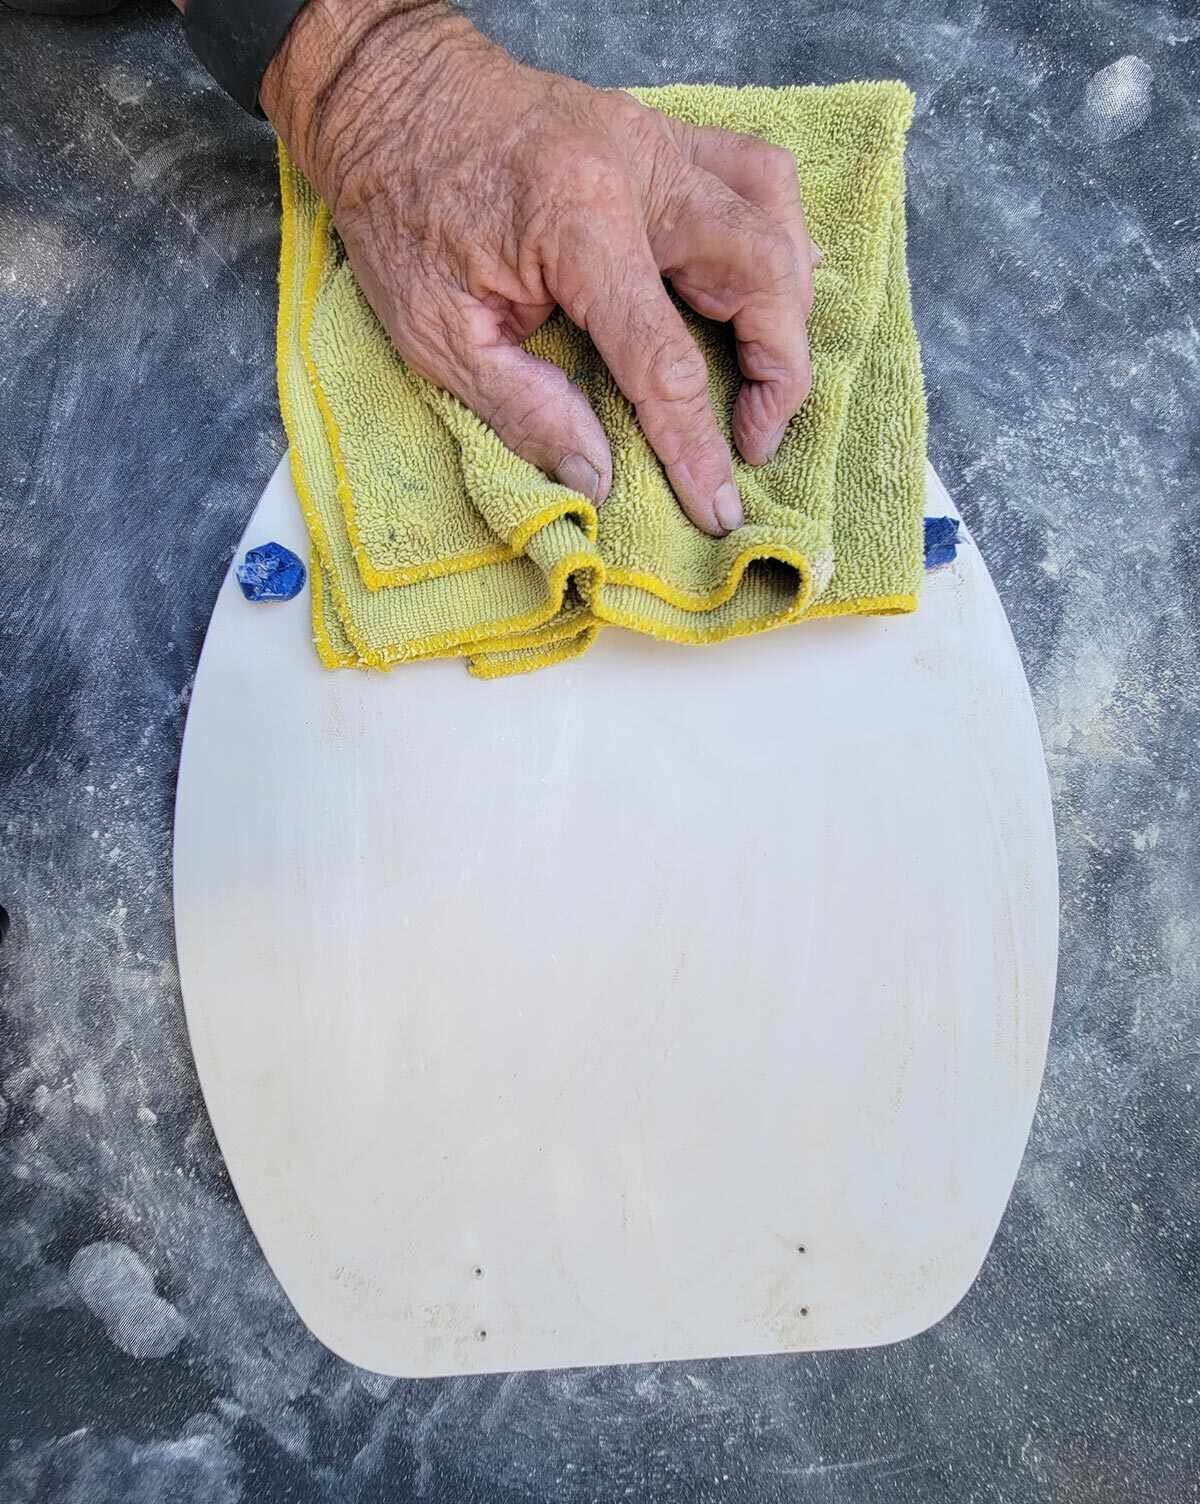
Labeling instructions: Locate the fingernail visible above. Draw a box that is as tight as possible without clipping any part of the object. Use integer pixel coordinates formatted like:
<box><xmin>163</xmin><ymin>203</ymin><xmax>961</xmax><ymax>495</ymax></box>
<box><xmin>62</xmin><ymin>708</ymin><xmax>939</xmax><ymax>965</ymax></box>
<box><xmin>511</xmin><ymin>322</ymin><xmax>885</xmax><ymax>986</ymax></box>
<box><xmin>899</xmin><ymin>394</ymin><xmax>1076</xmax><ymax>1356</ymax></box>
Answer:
<box><xmin>714</xmin><ymin>481</ymin><xmax>743</xmax><ymax>533</ymax></box>
<box><xmin>810</xmin><ymin>241</ymin><xmax>824</xmax><ymax>266</ymax></box>
<box><xmin>555</xmin><ymin>453</ymin><xmax>602</xmax><ymax>502</ymax></box>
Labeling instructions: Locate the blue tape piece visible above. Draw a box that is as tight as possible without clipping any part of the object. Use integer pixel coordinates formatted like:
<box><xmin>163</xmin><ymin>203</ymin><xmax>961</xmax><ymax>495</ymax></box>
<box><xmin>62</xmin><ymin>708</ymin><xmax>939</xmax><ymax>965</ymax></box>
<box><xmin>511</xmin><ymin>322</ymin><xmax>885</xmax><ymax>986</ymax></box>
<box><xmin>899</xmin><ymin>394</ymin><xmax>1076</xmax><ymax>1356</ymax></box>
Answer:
<box><xmin>924</xmin><ymin>515</ymin><xmax>960</xmax><ymax>569</ymax></box>
<box><xmin>236</xmin><ymin>541</ymin><xmax>307</xmax><ymax>602</ymax></box>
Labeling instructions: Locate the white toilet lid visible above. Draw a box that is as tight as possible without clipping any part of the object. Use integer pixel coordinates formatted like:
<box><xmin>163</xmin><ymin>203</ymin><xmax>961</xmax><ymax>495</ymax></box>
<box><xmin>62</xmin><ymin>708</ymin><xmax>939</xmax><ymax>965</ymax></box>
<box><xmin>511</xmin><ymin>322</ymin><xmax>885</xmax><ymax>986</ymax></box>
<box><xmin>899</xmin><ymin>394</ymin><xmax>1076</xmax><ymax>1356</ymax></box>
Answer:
<box><xmin>173</xmin><ymin>456</ymin><xmax>1057</xmax><ymax>1377</ymax></box>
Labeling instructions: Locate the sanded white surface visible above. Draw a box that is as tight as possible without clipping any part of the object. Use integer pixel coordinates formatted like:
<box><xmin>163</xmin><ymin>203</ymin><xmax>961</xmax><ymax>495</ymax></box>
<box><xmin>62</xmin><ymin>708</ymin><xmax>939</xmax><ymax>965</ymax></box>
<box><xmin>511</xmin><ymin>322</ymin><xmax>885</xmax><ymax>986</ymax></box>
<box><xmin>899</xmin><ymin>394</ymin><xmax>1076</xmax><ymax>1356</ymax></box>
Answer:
<box><xmin>173</xmin><ymin>457</ymin><xmax>1057</xmax><ymax>1377</ymax></box>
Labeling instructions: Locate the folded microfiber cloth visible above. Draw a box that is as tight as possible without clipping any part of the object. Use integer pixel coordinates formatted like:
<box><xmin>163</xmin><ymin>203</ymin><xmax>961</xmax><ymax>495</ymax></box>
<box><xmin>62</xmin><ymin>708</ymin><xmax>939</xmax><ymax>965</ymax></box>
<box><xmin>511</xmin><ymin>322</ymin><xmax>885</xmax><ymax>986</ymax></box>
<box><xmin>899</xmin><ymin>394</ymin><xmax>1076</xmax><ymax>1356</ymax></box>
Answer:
<box><xmin>276</xmin><ymin>80</ymin><xmax>926</xmax><ymax>679</ymax></box>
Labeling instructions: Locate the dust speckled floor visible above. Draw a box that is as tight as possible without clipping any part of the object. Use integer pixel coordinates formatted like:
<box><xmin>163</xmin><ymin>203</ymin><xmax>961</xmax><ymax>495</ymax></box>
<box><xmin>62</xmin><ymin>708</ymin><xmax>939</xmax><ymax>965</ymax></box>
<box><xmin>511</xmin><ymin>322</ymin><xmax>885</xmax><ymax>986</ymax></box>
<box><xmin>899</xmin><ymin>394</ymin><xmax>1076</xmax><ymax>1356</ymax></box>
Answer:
<box><xmin>1</xmin><ymin>2</ymin><xmax>1197</xmax><ymax>1500</ymax></box>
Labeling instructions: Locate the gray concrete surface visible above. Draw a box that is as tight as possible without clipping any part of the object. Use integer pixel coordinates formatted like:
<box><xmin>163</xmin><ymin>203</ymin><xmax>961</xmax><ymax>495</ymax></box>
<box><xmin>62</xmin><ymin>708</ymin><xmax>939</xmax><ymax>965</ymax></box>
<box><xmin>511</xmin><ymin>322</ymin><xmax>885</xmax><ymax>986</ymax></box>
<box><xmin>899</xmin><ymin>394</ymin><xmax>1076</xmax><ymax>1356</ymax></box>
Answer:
<box><xmin>1</xmin><ymin>1</ymin><xmax>1197</xmax><ymax>1499</ymax></box>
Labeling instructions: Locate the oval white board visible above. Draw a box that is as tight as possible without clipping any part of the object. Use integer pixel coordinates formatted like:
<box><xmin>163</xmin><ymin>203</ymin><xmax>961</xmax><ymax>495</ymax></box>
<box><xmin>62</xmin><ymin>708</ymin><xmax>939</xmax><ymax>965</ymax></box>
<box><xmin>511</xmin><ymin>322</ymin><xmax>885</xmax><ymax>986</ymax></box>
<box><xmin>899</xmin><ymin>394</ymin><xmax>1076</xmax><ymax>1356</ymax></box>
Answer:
<box><xmin>174</xmin><ymin>456</ymin><xmax>1057</xmax><ymax>1378</ymax></box>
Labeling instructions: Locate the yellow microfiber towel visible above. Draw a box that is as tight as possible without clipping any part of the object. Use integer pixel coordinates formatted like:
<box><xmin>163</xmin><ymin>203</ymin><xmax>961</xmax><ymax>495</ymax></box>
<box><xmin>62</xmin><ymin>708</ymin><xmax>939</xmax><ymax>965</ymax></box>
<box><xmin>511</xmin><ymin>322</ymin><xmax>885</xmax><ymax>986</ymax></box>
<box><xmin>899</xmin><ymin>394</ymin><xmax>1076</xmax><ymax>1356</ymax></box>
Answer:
<box><xmin>276</xmin><ymin>80</ymin><xmax>926</xmax><ymax>679</ymax></box>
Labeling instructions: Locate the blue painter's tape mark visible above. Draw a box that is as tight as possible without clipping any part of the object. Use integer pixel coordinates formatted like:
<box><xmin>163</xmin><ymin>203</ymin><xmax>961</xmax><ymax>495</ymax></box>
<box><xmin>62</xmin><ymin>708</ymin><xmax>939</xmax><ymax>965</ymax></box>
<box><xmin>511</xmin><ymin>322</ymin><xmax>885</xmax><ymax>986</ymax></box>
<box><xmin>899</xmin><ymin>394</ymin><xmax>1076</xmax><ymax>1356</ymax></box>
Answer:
<box><xmin>236</xmin><ymin>541</ymin><xmax>307</xmax><ymax>602</ymax></box>
<box><xmin>924</xmin><ymin>516</ymin><xmax>960</xmax><ymax>569</ymax></box>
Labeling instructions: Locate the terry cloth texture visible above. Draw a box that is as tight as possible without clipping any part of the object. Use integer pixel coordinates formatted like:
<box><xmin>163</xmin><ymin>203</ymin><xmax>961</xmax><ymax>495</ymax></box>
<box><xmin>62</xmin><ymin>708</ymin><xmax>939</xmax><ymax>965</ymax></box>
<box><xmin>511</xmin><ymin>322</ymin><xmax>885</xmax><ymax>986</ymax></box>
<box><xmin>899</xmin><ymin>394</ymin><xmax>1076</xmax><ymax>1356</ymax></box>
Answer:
<box><xmin>276</xmin><ymin>80</ymin><xmax>927</xmax><ymax>678</ymax></box>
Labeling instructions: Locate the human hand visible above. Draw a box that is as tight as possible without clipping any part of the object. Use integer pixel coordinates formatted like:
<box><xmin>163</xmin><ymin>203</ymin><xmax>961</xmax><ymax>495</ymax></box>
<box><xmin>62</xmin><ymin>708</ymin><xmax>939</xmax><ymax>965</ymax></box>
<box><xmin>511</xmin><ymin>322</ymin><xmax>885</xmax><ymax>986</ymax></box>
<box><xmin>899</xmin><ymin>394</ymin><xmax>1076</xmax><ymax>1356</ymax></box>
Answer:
<box><xmin>262</xmin><ymin>0</ymin><xmax>818</xmax><ymax>536</ymax></box>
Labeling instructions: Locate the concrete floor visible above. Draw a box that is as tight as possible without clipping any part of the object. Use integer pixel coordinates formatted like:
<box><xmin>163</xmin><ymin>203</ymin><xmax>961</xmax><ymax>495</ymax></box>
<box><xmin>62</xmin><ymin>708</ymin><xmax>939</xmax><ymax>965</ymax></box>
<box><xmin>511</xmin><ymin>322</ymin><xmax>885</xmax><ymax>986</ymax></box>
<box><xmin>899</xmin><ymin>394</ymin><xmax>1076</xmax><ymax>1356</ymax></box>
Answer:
<box><xmin>1</xmin><ymin>1</ymin><xmax>1197</xmax><ymax>1499</ymax></box>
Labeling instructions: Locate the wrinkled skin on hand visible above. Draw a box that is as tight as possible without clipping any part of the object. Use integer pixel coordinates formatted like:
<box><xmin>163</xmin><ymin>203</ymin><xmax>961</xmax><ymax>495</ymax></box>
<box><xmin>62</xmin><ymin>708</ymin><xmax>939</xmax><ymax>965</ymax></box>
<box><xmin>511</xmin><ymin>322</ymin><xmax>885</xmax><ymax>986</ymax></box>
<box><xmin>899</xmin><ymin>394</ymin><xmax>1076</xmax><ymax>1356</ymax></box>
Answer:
<box><xmin>262</xmin><ymin>0</ymin><xmax>819</xmax><ymax>535</ymax></box>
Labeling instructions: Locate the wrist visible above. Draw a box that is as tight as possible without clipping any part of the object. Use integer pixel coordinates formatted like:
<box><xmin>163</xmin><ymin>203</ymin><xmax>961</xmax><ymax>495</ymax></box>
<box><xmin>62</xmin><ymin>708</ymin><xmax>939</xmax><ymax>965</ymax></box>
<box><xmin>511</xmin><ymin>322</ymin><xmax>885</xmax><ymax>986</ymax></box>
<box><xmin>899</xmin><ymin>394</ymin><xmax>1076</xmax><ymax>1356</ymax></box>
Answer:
<box><xmin>260</xmin><ymin>0</ymin><xmax>486</xmax><ymax>199</ymax></box>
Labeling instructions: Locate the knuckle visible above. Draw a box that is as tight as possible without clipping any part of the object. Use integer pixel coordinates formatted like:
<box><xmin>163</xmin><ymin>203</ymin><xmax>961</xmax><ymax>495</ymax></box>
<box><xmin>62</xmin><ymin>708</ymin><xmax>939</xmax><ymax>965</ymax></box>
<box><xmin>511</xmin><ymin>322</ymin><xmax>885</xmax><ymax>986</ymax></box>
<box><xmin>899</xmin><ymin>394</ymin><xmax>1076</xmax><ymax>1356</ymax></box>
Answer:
<box><xmin>554</xmin><ymin>247</ymin><xmax>620</xmax><ymax>332</ymax></box>
<box><xmin>555</xmin><ymin>275</ymin><xmax>596</xmax><ymax>331</ymax></box>
<box><xmin>490</xmin><ymin>395</ymin><xmax>548</xmax><ymax>455</ymax></box>
<box><xmin>746</xmin><ymin>142</ymin><xmax>810</xmax><ymax>230</ymax></box>
<box><xmin>645</xmin><ymin>385</ymin><xmax>717</xmax><ymax>467</ymax></box>
<box><xmin>756</xmin><ymin>227</ymin><xmax>806</xmax><ymax>293</ymax></box>
<box><xmin>738</xmin><ymin>333</ymin><xmax>792</xmax><ymax>387</ymax></box>
<box><xmin>726</xmin><ymin>237</ymin><xmax>800</xmax><ymax>311</ymax></box>
<box><xmin>566</xmin><ymin>147</ymin><xmax>633</xmax><ymax>209</ymax></box>
<box><xmin>756</xmin><ymin>142</ymin><xmax>800</xmax><ymax>187</ymax></box>
<box><xmin>641</xmin><ymin>328</ymin><xmax>708</xmax><ymax>406</ymax></box>
<box><xmin>604</xmin><ymin>87</ymin><xmax>650</xmax><ymax>131</ymax></box>
<box><xmin>605</xmin><ymin>89</ymin><xmax>683</xmax><ymax>163</ymax></box>
<box><xmin>525</xmin><ymin>147</ymin><xmax>639</xmax><ymax>301</ymax></box>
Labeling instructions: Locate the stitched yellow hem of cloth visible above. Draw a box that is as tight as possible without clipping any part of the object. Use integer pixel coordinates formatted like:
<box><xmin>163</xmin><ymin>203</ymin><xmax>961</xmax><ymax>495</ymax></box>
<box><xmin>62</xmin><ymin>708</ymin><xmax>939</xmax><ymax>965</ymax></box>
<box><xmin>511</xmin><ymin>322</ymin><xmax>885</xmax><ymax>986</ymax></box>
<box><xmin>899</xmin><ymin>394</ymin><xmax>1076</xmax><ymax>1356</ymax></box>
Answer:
<box><xmin>277</xmin><ymin>79</ymin><xmax>927</xmax><ymax>678</ymax></box>
<box><xmin>311</xmin><ymin>549</ymin><xmax>602</xmax><ymax>677</ymax></box>
<box><xmin>808</xmin><ymin>593</ymin><xmax>917</xmax><ymax>619</ymax></box>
